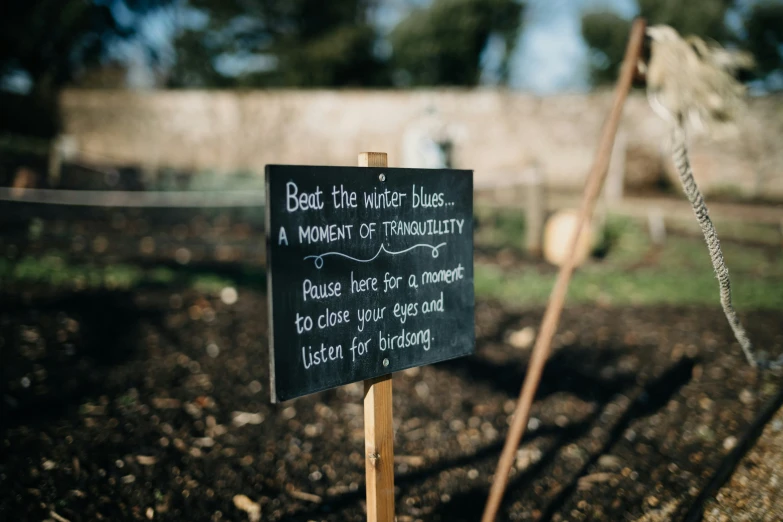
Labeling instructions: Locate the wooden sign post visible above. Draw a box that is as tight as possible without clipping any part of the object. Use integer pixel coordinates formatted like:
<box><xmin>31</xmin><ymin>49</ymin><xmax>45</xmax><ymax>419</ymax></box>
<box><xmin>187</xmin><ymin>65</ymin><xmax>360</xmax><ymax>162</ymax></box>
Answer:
<box><xmin>265</xmin><ymin>154</ymin><xmax>474</xmax><ymax>520</ymax></box>
<box><xmin>359</xmin><ymin>152</ymin><xmax>395</xmax><ymax>522</ymax></box>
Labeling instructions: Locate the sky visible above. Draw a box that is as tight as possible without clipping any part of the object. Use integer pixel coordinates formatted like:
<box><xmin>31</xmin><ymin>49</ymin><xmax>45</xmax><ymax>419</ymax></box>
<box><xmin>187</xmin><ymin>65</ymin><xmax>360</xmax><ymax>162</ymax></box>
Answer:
<box><xmin>509</xmin><ymin>0</ymin><xmax>638</xmax><ymax>93</ymax></box>
<box><xmin>373</xmin><ymin>0</ymin><xmax>638</xmax><ymax>94</ymax></box>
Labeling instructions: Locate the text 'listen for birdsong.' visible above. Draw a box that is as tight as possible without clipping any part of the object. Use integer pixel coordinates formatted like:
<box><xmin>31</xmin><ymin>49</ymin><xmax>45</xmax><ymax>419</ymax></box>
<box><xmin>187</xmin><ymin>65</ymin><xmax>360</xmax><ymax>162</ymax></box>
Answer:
<box><xmin>278</xmin><ymin>180</ymin><xmax>468</xmax><ymax>371</ymax></box>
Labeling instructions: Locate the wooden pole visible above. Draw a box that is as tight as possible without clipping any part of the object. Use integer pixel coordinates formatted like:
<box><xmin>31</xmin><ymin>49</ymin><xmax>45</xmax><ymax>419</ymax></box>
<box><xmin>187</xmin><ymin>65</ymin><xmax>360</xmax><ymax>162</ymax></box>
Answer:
<box><xmin>481</xmin><ymin>18</ymin><xmax>646</xmax><ymax>522</ymax></box>
<box><xmin>359</xmin><ymin>152</ymin><xmax>395</xmax><ymax>522</ymax></box>
<box><xmin>524</xmin><ymin>165</ymin><xmax>545</xmax><ymax>257</ymax></box>
<box><xmin>47</xmin><ymin>136</ymin><xmax>63</xmax><ymax>187</ymax></box>
<box><xmin>604</xmin><ymin>128</ymin><xmax>627</xmax><ymax>203</ymax></box>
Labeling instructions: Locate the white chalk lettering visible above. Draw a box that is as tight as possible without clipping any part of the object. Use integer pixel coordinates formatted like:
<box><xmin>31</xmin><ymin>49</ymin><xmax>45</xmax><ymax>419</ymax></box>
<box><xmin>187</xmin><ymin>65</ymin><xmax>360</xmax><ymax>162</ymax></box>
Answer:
<box><xmin>383</xmin><ymin>272</ymin><xmax>402</xmax><ymax>292</ymax></box>
<box><xmin>421</xmin><ymin>292</ymin><xmax>444</xmax><ymax>314</ymax></box>
<box><xmin>359</xmin><ymin>222</ymin><xmax>377</xmax><ymax>239</ymax></box>
<box><xmin>294</xmin><ymin>312</ymin><xmax>313</xmax><ymax>334</ymax></box>
<box><xmin>378</xmin><ymin>328</ymin><xmax>432</xmax><ymax>351</ymax></box>
<box><xmin>357</xmin><ymin>306</ymin><xmax>386</xmax><ymax>332</ymax></box>
<box><xmin>302</xmin><ymin>343</ymin><xmax>343</xmax><ymax>369</ymax></box>
<box><xmin>316</xmin><ymin>308</ymin><xmax>350</xmax><ymax>330</ymax></box>
<box><xmin>412</xmin><ymin>185</ymin><xmax>444</xmax><ymax>208</ymax></box>
<box><xmin>298</xmin><ymin>224</ymin><xmax>353</xmax><ymax>244</ymax></box>
<box><xmin>332</xmin><ymin>184</ymin><xmax>357</xmax><ymax>209</ymax></box>
<box><xmin>381</xmin><ymin>219</ymin><xmax>464</xmax><ymax>237</ymax></box>
<box><xmin>350</xmin><ymin>337</ymin><xmax>371</xmax><ymax>361</ymax></box>
<box><xmin>421</xmin><ymin>264</ymin><xmax>465</xmax><ymax>285</ymax></box>
<box><xmin>350</xmin><ymin>272</ymin><xmax>378</xmax><ymax>293</ymax></box>
<box><xmin>393</xmin><ymin>302</ymin><xmax>418</xmax><ymax>324</ymax></box>
<box><xmin>302</xmin><ymin>278</ymin><xmax>342</xmax><ymax>301</ymax></box>
<box><xmin>286</xmin><ymin>181</ymin><xmax>324</xmax><ymax>212</ymax></box>
<box><xmin>363</xmin><ymin>188</ymin><xmax>407</xmax><ymax>209</ymax></box>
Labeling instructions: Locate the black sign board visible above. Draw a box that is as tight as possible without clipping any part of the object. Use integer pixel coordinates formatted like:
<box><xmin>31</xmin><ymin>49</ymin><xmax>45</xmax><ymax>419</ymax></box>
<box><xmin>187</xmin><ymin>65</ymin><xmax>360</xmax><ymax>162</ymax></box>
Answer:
<box><xmin>265</xmin><ymin>165</ymin><xmax>474</xmax><ymax>402</ymax></box>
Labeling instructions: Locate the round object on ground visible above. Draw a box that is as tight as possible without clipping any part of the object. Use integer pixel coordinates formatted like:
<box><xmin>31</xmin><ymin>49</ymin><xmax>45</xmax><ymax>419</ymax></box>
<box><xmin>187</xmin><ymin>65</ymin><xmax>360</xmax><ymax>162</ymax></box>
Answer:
<box><xmin>543</xmin><ymin>209</ymin><xmax>595</xmax><ymax>267</ymax></box>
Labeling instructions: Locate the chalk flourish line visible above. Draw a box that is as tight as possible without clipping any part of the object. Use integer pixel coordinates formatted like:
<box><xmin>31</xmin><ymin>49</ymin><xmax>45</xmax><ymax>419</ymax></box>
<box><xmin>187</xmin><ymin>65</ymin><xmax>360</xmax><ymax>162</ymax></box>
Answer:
<box><xmin>304</xmin><ymin>242</ymin><xmax>447</xmax><ymax>269</ymax></box>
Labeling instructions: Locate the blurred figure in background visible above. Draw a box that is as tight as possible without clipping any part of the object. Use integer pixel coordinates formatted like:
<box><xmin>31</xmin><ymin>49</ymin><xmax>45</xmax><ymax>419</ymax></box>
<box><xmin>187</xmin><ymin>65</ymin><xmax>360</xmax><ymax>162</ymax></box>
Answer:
<box><xmin>401</xmin><ymin>104</ymin><xmax>455</xmax><ymax>169</ymax></box>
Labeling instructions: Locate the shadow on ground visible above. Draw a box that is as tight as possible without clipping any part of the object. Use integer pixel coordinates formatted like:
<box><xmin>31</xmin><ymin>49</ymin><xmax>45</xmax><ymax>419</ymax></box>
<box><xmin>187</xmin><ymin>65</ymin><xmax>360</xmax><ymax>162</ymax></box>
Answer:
<box><xmin>1</xmin><ymin>290</ymin><xmax>160</xmax><ymax>429</ymax></box>
<box><xmin>430</xmin><ymin>356</ymin><xmax>695</xmax><ymax>521</ymax></box>
<box><xmin>285</xmin><ymin>342</ymin><xmax>691</xmax><ymax>522</ymax></box>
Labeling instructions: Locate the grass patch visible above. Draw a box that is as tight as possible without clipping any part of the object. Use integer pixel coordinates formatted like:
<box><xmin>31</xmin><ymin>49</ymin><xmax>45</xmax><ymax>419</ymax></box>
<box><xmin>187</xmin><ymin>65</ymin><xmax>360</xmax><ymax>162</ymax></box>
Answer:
<box><xmin>475</xmin><ymin>212</ymin><xmax>783</xmax><ymax>309</ymax></box>
<box><xmin>191</xmin><ymin>274</ymin><xmax>236</xmax><ymax>294</ymax></box>
<box><xmin>474</xmin><ymin>205</ymin><xmax>527</xmax><ymax>253</ymax></box>
<box><xmin>475</xmin><ymin>263</ymin><xmax>783</xmax><ymax>309</ymax></box>
<box><xmin>4</xmin><ymin>208</ymin><xmax>780</xmax><ymax>311</ymax></box>
<box><xmin>0</xmin><ymin>255</ymin><xmax>143</xmax><ymax>291</ymax></box>
<box><xmin>0</xmin><ymin>254</ymin><xmax>239</xmax><ymax>294</ymax></box>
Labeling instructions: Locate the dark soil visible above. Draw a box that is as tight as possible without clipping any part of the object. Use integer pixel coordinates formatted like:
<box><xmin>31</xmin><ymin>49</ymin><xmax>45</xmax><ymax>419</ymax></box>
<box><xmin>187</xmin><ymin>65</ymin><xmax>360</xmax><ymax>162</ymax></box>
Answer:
<box><xmin>2</xmin><ymin>199</ymin><xmax>782</xmax><ymax>521</ymax></box>
<box><xmin>2</xmin><ymin>283</ymin><xmax>782</xmax><ymax>521</ymax></box>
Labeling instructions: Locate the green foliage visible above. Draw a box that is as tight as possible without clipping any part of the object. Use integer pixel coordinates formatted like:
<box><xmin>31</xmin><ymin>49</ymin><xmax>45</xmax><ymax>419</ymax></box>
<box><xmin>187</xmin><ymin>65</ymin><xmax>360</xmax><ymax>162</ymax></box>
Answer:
<box><xmin>473</xmin><ymin>206</ymin><xmax>527</xmax><ymax>253</ymax></box>
<box><xmin>168</xmin><ymin>0</ymin><xmax>388</xmax><ymax>88</ymax></box>
<box><xmin>476</xmin><ymin>262</ymin><xmax>783</xmax><ymax>308</ymax></box>
<box><xmin>581</xmin><ymin>11</ymin><xmax>632</xmax><ymax>85</ymax></box>
<box><xmin>170</xmin><ymin>0</ymin><xmax>524</xmax><ymax>88</ymax></box>
<box><xmin>2</xmin><ymin>255</ymin><xmax>142</xmax><ymax>290</ymax></box>
<box><xmin>0</xmin><ymin>0</ymin><xmax>171</xmax><ymax>137</ymax></box>
<box><xmin>582</xmin><ymin>0</ymin><xmax>772</xmax><ymax>84</ymax></box>
<box><xmin>191</xmin><ymin>274</ymin><xmax>236</xmax><ymax>294</ymax></box>
<box><xmin>636</xmin><ymin>0</ymin><xmax>735</xmax><ymax>42</ymax></box>
<box><xmin>474</xmin><ymin>212</ymin><xmax>783</xmax><ymax>309</ymax></box>
<box><xmin>389</xmin><ymin>0</ymin><xmax>524</xmax><ymax>86</ymax></box>
<box><xmin>0</xmin><ymin>254</ymin><xmax>232</xmax><ymax>293</ymax></box>
<box><xmin>744</xmin><ymin>2</ymin><xmax>783</xmax><ymax>77</ymax></box>
<box><xmin>0</xmin><ymin>0</ymin><xmax>170</xmax><ymax>94</ymax></box>
<box><xmin>168</xmin><ymin>29</ymin><xmax>227</xmax><ymax>88</ymax></box>
<box><xmin>269</xmin><ymin>24</ymin><xmax>382</xmax><ymax>87</ymax></box>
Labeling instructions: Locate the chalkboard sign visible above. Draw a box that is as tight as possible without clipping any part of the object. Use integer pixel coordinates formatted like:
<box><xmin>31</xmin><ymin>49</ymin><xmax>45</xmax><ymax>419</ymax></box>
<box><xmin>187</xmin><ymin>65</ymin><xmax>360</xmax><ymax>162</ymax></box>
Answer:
<box><xmin>265</xmin><ymin>165</ymin><xmax>474</xmax><ymax>402</ymax></box>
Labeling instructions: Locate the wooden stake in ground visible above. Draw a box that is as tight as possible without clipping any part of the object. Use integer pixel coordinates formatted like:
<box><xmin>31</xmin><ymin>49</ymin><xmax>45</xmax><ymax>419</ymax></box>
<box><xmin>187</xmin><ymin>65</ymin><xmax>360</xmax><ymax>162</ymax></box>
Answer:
<box><xmin>481</xmin><ymin>18</ymin><xmax>647</xmax><ymax>522</ymax></box>
<box><xmin>359</xmin><ymin>152</ymin><xmax>395</xmax><ymax>522</ymax></box>
<box><xmin>524</xmin><ymin>165</ymin><xmax>545</xmax><ymax>257</ymax></box>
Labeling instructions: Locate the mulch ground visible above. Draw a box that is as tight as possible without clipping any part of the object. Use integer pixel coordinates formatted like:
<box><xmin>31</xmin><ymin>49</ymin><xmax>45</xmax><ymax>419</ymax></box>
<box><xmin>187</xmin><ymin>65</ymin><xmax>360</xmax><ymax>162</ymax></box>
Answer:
<box><xmin>2</xmin><ymin>284</ymin><xmax>782</xmax><ymax>521</ymax></box>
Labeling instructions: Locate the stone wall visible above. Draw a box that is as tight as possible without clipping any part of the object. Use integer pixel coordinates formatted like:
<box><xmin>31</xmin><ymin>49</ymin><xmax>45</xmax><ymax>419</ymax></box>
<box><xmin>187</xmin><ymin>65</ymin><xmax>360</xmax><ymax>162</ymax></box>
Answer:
<box><xmin>60</xmin><ymin>89</ymin><xmax>783</xmax><ymax>198</ymax></box>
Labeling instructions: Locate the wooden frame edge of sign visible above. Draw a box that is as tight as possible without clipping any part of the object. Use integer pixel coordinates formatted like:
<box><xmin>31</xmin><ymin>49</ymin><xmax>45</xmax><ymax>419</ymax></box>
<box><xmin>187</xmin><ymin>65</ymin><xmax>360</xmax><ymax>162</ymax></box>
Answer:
<box><xmin>265</xmin><ymin>165</ymin><xmax>279</xmax><ymax>404</ymax></box>
<box><xmin>359</xmin><ymin>152</ymin><xmax>396</xmax><ymax>522</ymax></box>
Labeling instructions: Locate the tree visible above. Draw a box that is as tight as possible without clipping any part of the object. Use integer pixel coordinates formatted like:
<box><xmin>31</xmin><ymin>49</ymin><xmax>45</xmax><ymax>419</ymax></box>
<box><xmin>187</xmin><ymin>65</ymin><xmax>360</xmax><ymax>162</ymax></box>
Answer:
<box><xmin>636</xmin><ymin>0</ymin><xmax>735</xmax><ymax>41</ymax></box>
<box><xmin>581</xmin><ymin>11</ymin><xmax>633</xmax><ymax>85</ymax></box>
<box><xmin>389</xmin><ymin>0</ymin><xmax>524</xmax><ymax>87</ymax></box>
<box><xmin>744</xmin><ymin>1</ymin><xmax>783</xmax><ymax>79</ymax></box>
<box><xmin>168</xmin><ymin>0</ymin><xmax>388</xmax><ymax>88</ymax></box>
<box><xmin>0</xmin><ymin>0</ymin><xmax>171</xmax><ymax>96</ymax></box>
<box><xmin>581</xmin><ymin>0</ymin><xmax>737</xmax><ymax>85</ymax></box>
<box><xmin>0</xmin><ymin>0</ymin><xmax>172</xmax><ymax>136</ymax></box>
